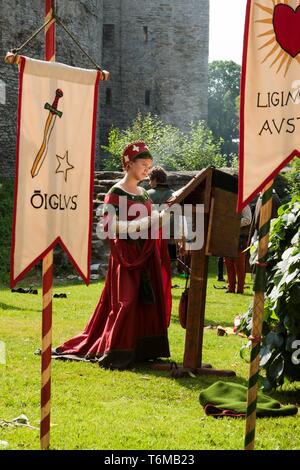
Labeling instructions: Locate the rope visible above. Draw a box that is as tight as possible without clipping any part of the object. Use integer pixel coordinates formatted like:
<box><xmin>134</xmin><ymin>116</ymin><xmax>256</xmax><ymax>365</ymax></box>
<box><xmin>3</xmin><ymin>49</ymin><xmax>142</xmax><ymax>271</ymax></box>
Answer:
<box><xmin>11</xmin><ymin>17</ymin><xmax>54</xmax><ymax>55</ymax></box>
<box><xmin>176</xmin><ymin>257</ymin><xmax>191</xmax><ymax>274</ymax></box>
<box><xmin>55</xmin><ymin>16</ymin><xmax>102</xmax><ymax>71</ymax></box>
<box><xmin>10</xmin><ymin>13</ymin><xmax>104</xmax><ymax>72</ymax></box>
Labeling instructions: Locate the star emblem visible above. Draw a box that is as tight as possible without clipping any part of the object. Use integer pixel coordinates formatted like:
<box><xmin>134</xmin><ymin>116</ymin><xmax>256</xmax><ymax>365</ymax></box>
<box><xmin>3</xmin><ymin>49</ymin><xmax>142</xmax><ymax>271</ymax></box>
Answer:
<box><xmin>55</xmin><ymin>151</ymin><xmax>74</xmax><ymax>182</ymax></box>
<box><xmin>124</xmin><ymin>155</ymin><xmax>130</xmax><ymax>162</ymax></box>
<box><xmin>132</xmin><ymin>145</ymin><xmax>140</xmax><ymax>152</ymax></box>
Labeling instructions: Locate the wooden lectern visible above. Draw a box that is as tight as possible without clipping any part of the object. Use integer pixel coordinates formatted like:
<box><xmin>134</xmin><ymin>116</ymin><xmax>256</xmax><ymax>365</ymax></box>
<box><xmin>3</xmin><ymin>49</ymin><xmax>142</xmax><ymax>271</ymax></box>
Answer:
<box><xmin>154</xmin><ymin>167</ymin><xmax>241</xmax><ymax>377</ymax></box>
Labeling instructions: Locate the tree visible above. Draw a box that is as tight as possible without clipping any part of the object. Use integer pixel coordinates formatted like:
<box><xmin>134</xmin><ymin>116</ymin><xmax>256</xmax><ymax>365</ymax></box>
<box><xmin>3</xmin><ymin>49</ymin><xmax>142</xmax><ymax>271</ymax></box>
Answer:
<box><xmin>208</xmin><ymin>60</ymin><xmax>241</xmax><ymax>162</ymax></box>
<box><xmin>101</xmin><ymin>113</ymin><xmax>224</xmax><ymax>171</ymax></box>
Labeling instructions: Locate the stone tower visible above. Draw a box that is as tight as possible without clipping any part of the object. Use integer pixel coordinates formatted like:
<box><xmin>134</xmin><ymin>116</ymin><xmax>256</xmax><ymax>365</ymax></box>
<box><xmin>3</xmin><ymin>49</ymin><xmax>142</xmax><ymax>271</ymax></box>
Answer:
<box><xmin>100</xmin><ymin>0</ymin><xmax>209</xmax><ymax>141</ymax></box>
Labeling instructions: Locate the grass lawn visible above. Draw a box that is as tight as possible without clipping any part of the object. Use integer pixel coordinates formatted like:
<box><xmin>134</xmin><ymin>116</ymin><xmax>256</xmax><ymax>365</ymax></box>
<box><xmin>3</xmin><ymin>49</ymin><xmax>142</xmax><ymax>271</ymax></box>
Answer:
<box><xmin>0</xmin><ymin>259</ymin><xmax>299</xmax><ymax>450</ymax></box>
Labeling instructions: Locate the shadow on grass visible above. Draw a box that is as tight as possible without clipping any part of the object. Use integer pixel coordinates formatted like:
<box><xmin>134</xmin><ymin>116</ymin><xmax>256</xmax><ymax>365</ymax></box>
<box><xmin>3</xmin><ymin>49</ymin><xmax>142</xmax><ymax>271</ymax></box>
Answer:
<box><xmin>0</xmin><ymin>302</ymin><xmax>40</xmax><ymax>313</ymax></box>
<box><xmin>50</xmin><ymin>355</ymin><xmax>299</xmax><ymax>408</ymax></box>
<box><xmin>171</xmin><ymin>315</ymin><xmax>234</xmax><ymax>328</ymax></box>
<box><xmin>0</xmin><ymin>278</ymin><xmax>104</xmax><ymax>292</ymax></box>
<box><xmin>131</xmin><ymin>360</ymin><xmax>249</xmax><ymax>391</ymax></box>
<box><xmin>130</xmin><ymin>364</ymin><xmax>300</xmax><ymax>411</ymax></box>
<box><xmin>130</xmin><ymin>361</ymin><xmax>300</xmax><ymax>408</ymax></box>
<box><xmin>271</xmin><ymin>386</ymin><xmax>300</xmax><ymax>406</ymax></box>
<box><xmin>50</xmin><ymin>350</ymin><xmax>247</xmax><ymax>387</ymax></box>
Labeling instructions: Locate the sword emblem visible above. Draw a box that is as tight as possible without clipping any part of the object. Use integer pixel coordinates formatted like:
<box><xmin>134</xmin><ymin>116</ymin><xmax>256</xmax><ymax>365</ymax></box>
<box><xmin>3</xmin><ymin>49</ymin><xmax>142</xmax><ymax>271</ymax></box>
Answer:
<box><xmin>31</xmin><ymin>89</ymin><xmax>63</xmax><ymax>178</ymax></box>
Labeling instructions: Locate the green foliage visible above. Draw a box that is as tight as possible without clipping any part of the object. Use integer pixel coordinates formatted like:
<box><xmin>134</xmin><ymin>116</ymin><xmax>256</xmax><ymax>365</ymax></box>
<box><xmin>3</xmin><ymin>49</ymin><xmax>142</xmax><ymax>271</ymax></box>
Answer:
<box><xmin>239</xmin><ymin>197</ymin><xmax>300</xmax><ymax>389</ymax></box>
<box><xmin>101</xmin><ymin>113</ymin><xmax>224</xmax><ymax>171</ymax></box>
<box><xmin>208</xmin><ymin>60</ymin><xmax>241</xmax><ymax>159</ymax></box>
<box><xmin>285</xmin><ymin>158</ymin><xmax>300</xmax><ymax>198</ymax></box>
<box><xmin>0</xmin><ymin>179</ymin><xmax>14</xmax><ymax>285</ymax></box>
<box><xmin>273</xmin><ymin>173</ymin><xmax>290</xmax><ymax>203</ymax></box>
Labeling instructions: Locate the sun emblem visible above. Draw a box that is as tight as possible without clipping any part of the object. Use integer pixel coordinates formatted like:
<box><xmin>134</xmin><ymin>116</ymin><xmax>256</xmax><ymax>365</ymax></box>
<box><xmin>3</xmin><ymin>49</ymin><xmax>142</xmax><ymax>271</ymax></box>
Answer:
<box><xmin>256</xmin><ymin>0</ymin><xmax>300</xmax><ymax>76</ymax></box>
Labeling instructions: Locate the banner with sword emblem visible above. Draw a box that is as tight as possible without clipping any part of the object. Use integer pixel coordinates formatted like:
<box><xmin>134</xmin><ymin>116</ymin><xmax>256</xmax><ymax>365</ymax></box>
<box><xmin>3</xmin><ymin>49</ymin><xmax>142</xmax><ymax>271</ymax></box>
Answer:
<box><xmin>11</xmin><ymin>56</ymin><xmax>101</xmax><ymax>286</ymax></box>
<box><xmin>238</xmin><ymin>0</ymin><xmax>300</xmax><ymax>210</ymax></box>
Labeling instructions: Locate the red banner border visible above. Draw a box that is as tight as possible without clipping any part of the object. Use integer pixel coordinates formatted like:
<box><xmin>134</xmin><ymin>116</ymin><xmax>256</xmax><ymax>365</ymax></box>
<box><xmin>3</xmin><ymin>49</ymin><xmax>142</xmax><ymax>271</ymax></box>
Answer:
<box><xmin>237</xmin><ymin>0</ymin><xmax>300</xmax><ymax>212</ymax></box>
<box><xmin>10</xmin><ymin>57</ymin><xmax>101</xmax><ymax>288</ymax></box>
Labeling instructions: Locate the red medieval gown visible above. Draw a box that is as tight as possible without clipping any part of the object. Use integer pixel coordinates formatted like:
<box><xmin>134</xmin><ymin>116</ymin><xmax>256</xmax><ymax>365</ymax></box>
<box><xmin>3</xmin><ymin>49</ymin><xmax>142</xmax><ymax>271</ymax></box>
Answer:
<box><xmin>54</xmin><ymin>186</ymin><xmax>172</xmax><ymax>369</ymax></box>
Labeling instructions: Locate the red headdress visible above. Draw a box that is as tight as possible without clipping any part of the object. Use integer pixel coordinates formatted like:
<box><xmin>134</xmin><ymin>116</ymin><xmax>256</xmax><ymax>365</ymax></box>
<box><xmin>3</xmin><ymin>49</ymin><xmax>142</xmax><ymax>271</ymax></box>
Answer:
<box><xmin>122</xmin><ymin>141</ymin><xmax>152</xmax><ymax>167</ymax></box>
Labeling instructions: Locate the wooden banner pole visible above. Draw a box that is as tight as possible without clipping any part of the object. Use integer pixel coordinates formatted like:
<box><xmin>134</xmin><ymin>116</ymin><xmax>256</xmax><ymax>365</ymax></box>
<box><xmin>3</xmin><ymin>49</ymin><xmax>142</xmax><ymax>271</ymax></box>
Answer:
<box><xmin>40</xmin><ymin>0</ymin><xmax>55</xmax><ymax>451</ymax></box>
<box><xmin>244</xmin><ymin>180</ymin><xmax>273</xmax><ymax>450</ymax></box>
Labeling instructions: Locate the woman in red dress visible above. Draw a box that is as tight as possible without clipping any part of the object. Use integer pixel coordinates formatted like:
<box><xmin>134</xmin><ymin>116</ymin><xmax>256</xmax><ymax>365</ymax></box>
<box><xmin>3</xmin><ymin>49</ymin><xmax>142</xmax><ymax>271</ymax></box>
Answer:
<box><xmin>54</xmin><ymin>141</ymin><xmax>172</xmax><ymax>369</ymax></box>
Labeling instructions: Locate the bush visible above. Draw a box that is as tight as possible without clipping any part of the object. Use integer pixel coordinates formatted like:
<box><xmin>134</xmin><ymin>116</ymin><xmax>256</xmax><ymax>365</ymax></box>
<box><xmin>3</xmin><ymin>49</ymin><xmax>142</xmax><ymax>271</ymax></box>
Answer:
<box><xmin>273</xmin><ymin>173</ymin><xmax>290</xmax><ymax>203</ymax></box>
<box><xmin>285</xmin><ymin>158</ymin><xmax>300</xmax><ymax>199</ymax></box>
<box><xmin>0</xmin><ymin>178</ymin><xmax>14</xmax><ymax>285</ymax></box>
<box><xmin>238</xmin><ymin>196</ymin><xmax>300</xmax><ymax>389</ymax></box>
<box><xmin>101</xmin><ymin>113</ymin><xmax>225</xmax><ymax>171</ymax></box>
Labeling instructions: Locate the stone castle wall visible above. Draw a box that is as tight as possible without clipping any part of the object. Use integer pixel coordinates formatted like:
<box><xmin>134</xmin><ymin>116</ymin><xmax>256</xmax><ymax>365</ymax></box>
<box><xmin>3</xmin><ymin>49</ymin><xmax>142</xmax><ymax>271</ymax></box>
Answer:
<box><xmin>0</xmin><ymin>0</ymin><xmax>209</xmax><ymax>178</ymax></box>
<box><xmin>0</xmin><ymin>0</ymin><xmax>103</xmax><ymax>179</ymax></box>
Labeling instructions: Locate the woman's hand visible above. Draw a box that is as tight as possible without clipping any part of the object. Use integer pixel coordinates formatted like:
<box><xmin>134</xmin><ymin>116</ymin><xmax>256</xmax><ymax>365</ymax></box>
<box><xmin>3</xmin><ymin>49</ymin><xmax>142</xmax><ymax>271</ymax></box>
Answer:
<box><xmin>177</xmin><ymin>240</ymin><xmax>189</xmax><ymax>256</ymax></box>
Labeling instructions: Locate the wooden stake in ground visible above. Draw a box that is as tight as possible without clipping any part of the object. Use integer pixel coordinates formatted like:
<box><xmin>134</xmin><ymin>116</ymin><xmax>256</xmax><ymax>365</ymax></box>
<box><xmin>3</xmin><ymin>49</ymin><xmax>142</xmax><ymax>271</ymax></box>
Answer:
<box><xmin>40</xmin><ymin>0</ymin><xmax>55</xmax><ymax>451</ymax></box>
<box><xmin>244</xmin><ymin>180</ymin><xmax>273</xmax><ymax>450</ymax></box>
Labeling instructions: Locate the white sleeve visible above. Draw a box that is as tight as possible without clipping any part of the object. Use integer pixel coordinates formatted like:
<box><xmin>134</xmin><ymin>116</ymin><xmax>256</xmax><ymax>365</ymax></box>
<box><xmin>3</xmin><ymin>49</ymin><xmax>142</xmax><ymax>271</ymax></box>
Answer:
<box><xmin>114</xmin><ymin>209</ymin><xmax>168</xmax><ymax>234</ymax></box>
<box><xmin>177</xmin><ymin>215</ymin><xmax>189</xmax><ymax>239</ymax></box>
<box><xmin>114</xmin><ymin>210</ymin><xmax>159</xmax><ymax>234</ymax></box>
<box><xmin>116</xmin><ymin>216</ymin><xmax>149</xmax><ymax>234</ymax></box>
<box><xmin>137</xmin><ymin>209</ymin><xmax>162</xmax><ymax>231</ymax></box>
<box><xmin>159</xmin><ymin>209</ymin><xmax>171</xmax><ymax>227</ymax></box>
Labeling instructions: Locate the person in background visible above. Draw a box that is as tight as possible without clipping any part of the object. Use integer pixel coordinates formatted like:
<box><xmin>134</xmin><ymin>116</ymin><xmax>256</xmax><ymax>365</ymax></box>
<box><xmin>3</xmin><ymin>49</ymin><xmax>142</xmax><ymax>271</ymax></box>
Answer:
<box><xmin>217</xmin><ymin>257</ymin><xmax>225</xmax><ymax>282</ymax></box>
<box><xmin>224</xmin><ymin>204</ymin><xmax>252</xmax><ymax>294</ymax></box>
<box><xmin>148</xmin><ymin>166</ymin><xmax>177</xmax><ymax>264</ymax></box>
<box><xmin>148</xmin><ymin>166</ymin><xmax>174</xmax><ymax>204</ymax></box>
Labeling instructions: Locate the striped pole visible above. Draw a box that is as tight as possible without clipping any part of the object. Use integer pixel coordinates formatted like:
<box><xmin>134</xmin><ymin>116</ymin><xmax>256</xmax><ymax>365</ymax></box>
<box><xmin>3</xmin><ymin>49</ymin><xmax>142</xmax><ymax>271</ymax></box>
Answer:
<box><xmin>244</xmin><ymin>180</ymin><xmax>273</xmax><ymax>450</ymax></box>
<box><xmin>41</xmin><ymin>251</ymin><xmax>53</xmax><ymax>450</ymax></box>
<box><xmin>45</xmin><ymin>0</ymin><xmax>56</xmax><ymax>62</ymax></box>
<box><xmin>40</xmin><ymin>0</ymin><xmax>55</xmax><ymax>451</ymax></box>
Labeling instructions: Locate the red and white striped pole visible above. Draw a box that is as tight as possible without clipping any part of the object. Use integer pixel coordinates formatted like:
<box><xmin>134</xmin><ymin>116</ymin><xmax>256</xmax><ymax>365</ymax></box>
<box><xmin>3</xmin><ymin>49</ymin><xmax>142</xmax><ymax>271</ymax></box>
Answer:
<box><xmin>40</xmin><ymin>0</ymin><xmax>55</xmax><ymax>451</ymax></box>
<box><xmin>45</xmin><ymin>0</ymin><xmax>56</xmax><ymax>62</ymax></box>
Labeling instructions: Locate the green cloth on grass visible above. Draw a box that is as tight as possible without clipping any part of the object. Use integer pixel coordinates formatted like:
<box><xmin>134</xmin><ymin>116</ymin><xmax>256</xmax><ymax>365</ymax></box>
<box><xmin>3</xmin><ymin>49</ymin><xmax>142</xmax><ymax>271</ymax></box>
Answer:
<box><xmin>199</xmin><ymin>381</ymin><xmax>298</xmax><ymax>418</ymax></box>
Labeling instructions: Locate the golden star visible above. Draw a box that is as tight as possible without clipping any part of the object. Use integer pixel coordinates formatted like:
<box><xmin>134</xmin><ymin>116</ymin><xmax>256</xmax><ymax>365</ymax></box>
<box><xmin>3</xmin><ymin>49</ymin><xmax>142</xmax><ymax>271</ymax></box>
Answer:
<box><xmin>55</xmin><ymin>151</ymin><xmax>74</xmax><ymax>182</ymax></box>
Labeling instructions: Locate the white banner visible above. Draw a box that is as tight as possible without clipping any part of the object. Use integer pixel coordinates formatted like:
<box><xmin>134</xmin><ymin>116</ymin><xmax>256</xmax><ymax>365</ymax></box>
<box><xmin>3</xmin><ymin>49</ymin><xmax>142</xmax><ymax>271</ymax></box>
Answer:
<box><xmin>11</xmin><ymin>57</ymin><xmax>100</xmax><ymax>286</ymax></box>
<box><xmin>238</xmin><ymin>0</ymin><xmax>300</xmax><ymax>210</ymax></box>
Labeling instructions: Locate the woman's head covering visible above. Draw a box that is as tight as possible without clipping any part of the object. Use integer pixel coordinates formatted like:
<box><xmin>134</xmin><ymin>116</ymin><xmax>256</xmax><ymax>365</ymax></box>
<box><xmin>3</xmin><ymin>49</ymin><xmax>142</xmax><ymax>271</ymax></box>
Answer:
<box><xmin>122</xmin><ymin>141</ymin><xmax>152</xmax><ymax>168</ymax></box>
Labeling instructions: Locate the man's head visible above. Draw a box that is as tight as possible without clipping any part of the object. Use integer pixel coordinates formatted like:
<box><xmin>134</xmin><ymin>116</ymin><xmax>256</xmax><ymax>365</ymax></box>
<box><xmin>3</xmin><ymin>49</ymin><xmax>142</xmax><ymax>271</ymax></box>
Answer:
<box><xmin>148</xmin><ymin>166</ymin><xmax>168</xmax><ymax>188</ymax></box>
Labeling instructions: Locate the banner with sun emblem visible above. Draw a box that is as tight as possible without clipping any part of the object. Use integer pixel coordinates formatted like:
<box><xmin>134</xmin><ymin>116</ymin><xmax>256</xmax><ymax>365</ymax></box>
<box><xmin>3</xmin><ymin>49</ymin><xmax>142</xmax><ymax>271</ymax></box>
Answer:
<box><xmin>11</xmin><ymin>56</ymin><xmax>100</xmax><ymax>286</ymax></box>
<box><xmin>238</xmin><ymin>0</ymin><xmax>300</xmax><ymax>210</ymax></box>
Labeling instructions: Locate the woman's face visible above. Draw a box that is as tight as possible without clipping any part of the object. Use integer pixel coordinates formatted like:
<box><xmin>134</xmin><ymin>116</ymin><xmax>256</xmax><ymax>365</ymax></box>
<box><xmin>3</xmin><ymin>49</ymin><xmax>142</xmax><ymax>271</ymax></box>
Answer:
<box><xmin>128</xmin><ymin>158</ymin><xmax>153</xmax><ymax>181</ymax></box>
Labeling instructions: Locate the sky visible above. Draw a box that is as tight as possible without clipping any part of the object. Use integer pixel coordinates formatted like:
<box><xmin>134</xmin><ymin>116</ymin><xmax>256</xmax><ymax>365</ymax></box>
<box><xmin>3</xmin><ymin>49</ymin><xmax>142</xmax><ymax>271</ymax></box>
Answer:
<box><xmin>209</xmin><ymin>0</ymin><xmax>247</xmax><ymax>64</ymax></box>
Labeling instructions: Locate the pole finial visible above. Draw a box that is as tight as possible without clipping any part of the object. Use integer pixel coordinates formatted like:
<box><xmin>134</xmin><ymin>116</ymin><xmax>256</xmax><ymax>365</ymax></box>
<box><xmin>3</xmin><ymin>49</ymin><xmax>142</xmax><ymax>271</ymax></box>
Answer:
<box><xmin>4</xmin><ymin>52</ymin><xmax>20</xmax><ymax>65</ymax></box>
